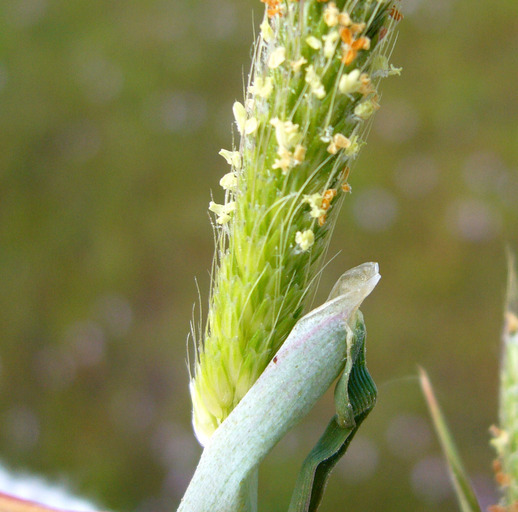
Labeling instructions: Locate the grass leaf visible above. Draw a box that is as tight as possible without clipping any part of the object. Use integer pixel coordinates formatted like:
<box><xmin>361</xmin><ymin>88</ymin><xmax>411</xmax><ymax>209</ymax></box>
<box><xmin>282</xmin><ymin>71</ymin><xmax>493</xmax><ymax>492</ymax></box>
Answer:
<box><xmin>419</xmin><ymin>367</ymin><xmax>482</xmax><ymax>512</ymax></box>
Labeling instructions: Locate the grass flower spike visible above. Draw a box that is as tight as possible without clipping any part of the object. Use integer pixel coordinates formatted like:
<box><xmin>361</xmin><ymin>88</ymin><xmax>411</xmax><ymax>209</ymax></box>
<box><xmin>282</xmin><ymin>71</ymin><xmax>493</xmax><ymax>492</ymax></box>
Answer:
<box><xmin>191</xmin><ymin>0</ymin><xmax>401</xmax><ymax>446</ymax></box>
<box><xmin>491</xmin><ymin>258</ymin><xmax>518</xmax><ymax>511</ymax></box>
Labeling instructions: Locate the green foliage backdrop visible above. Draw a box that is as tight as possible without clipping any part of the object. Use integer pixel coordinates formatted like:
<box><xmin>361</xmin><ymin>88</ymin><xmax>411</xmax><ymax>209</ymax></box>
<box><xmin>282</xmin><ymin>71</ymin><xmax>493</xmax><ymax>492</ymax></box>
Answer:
<box><xmin>0</xmin><ymin>0</ymin><xmax>517</xmax><ymax>510</ymax></box>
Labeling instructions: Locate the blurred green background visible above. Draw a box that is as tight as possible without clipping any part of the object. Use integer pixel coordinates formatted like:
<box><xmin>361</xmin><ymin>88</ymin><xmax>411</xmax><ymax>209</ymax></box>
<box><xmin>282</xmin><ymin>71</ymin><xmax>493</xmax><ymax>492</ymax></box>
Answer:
<box><xmin>0</xmin><ymin>0</ymin><xmax>517</xmax><ymax>510</ymax></box>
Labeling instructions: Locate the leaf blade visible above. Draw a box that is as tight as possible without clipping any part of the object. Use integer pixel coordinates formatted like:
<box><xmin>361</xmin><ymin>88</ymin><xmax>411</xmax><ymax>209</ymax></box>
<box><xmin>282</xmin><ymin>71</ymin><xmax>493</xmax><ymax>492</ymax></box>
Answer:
<box><xmin>419</xmin><ymin>367</ymin><xmax>482</xmax><ymax>512</ymax></box>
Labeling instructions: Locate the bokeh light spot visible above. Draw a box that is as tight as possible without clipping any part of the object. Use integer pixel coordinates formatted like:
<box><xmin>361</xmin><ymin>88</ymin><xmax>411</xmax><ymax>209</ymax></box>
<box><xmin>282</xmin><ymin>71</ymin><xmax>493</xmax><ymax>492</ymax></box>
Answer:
<box><xmin>55</xmin><ymin>120</ymin><xmax>102</xmax><ymax>164</ymax></box>
<box><xmin>143</xmin><ymin>91</ymin><xmax>207</xmax><ymax>133</ymax></box>
<box><xmin>197</xmin><ymin>1</ymin><xmax>237</xmax><ymax>41</ymax></box>
<box><xmin>463</xmin><ymin>151</ymin><xmax>509</xmax><ymax>195</ymax></box>
<box><xmin>95</xmin><ymin>293</ymin><xmax>133</xmax><ymax>338</ymax></box>
<box><xmin>394</xmin><ymin>154</ymin><xmax>439</xmax><ymax>198</ymax></box>
<box><xmin>374</xmin><ymin>99</ymin><xmax>420</xmax><ymax>143</ymax></box>
<box><xmin>3</xmin><ymin>405</ymin><xmax>40</xmax><ymax>452</ymax></box>
<box><xmin>353</xmin><ymin>188</ymin><xmax>399</xmax><ymax>232</ymax></box>
<box><xmin>411</xmin><ymin>455</ymin><xmax>452</xmax><ymax>503</ymax></box>
<box><xmin>33</xmin><ymin>347</ymin><xmax>77</xmax><ymax>390</ymax></box>
<box><xmin>386</xmin><ymin>413</ymin><xmax>432</xmax><ymax>459</ymax></box>
<box><xmin>64</xmin><ymin>321</ymin><xmax>106</xmax><ymax>368</ymax></box>
<box><xmin>109</xmin><ymin>389</ymin><xmax>156</xmax><ymax>434</ymax></box>
<box><xmin>74</xmin><ymin>55</ymin><xmax>124</xmax><ymax>104</ymax></box>
<box><xmin>446</xmin><ymin>198</ymin><xmax>502</xmax><ymax>242</ymax></box>
<box><xmin>339</xmin><ymin>435</ymin><xmax>379</xmax><ymax>483</ymax></box>
<box><xmin>6</xmin><ymin>0</ymin><xmax>48</xmax><ymax>28</ymax></box>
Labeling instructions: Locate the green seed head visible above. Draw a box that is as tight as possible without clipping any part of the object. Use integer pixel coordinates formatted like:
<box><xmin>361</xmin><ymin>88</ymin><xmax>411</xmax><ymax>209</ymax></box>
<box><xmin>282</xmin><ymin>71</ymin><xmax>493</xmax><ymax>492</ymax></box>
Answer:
<box><xmin>191</xmin><ymin>0</ymin><xmax>401</xmax><ymax>446</ymax></box>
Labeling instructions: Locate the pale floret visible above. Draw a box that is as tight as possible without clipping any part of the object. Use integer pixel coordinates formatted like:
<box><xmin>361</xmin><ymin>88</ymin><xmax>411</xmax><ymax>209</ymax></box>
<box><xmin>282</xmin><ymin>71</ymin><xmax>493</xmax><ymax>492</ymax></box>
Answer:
<box><xmin>270</xmin><ymin>118</ymin><xmax>304</xmax><ymax>173</ymax></box>
<box><xmin>251</xmin><ymin>76</ymin><xmax>274</xmax><ymax>99</ymax></box>
<box><xmin>260</xmin><ymin>17</ymin><xmax>274</xmax><ymax>42</ymax></box>
<box><xmin>305</xmin><ymin>65</ymin><xmax>326</xmax><ymax>99</ymax></box>
<box><xmin>272</xmin><ymin>148</ymin><xmax>293</xmax><ymax>174</ymax></box>
<box><xmin>327</xmin><ymin>133</ymin><xmax>351</xmax><ymax>154</ymax></box>
<box><xmin>293</xmin><ymin>144</ymin><xmax>306</xmax><ymax>163</ymax></box>
<box><xmin>338</xmin><ymin>12</ymin><xmax>352</xmax><ymax>26</ymax></box>
<box><xmin>244</xmin><ymin>117</ymin><xmax>258</xmax><ymax>135</ymax></box>
<box><xmin>306</xmin><ymin>36</ymin><xmax>322</xmax><ymax>50</ymax></box>
<box><xmin>209</xmin><ymin>201</ymin><xmax>237</xmax><ymax>224</ymax></box>
<box><xmin>371</xmin><ymin>54</ymin><xmax>389</xmax><ymax>76</ymax></box>
<box><xmin>344</xmin><ymin>135</ymin><xmax>362</xmax><ymax>157</ymax></box>
<box><xmin>354</xmin><ymin>99</ymin><xmax>379</xmax><ymax>120</ymax></box>
<box><xmin>295</xmin><ymin>230</ymin><xmax>315</xmax><ymax>251</ymax></box>
<box><xmin>219</xmin><ymin>149</ymin><xmax>242</xmax><ymax>170</ymax></box>
<box><xmin>303</xmin><ymin>193</ymin><xmax>325</xmax><ymax>219</ymax></box>
<box><xmin>371</xmin><ymin>55</ymin><xmax>403</xmax><ymax>78</ymax></box>
<box><xmin>232</xmin><ymin>102</ymin><xmax>247</xmax><ymax>134</ymax></box>
<box><xmin>389</xmin><ymin>65</ymin><xmax>403</xmax><ymax>76</ymax></box>
<box><xmin>270</xmin><ymin>118</ymin><xmax>301</xmax><ymax>149</ymax></box>
<box><xmin>220</xmin><ymin>172</ymin><xmax>238</xmax><ymax>191</ymax></box>
<box><xmin>268</xmin><ymin>47</ymin><xmax>286</xmax><ymax>69</ymax></box>
<box><xmin>324</xmin><ymin>2</ymin><xmax>340</xmax><ymax>27</ymax></box>
<box><xmin>290</xmin><ymin>57</ymin><xmax>308</xmax><ymax>72</ymax></box>
<box><xmin>233</xmin><ymin>100</ymin><xmax>257</xmax><ymax>135</ymax></box>
<box><xmin>338</xmin><ymin>69</ymin><xmax>362</xmax><ymax>95</ymax></box>
<box><xmin>322</xmin><ymin>30</ymin><xmax>340</xmax><ymax>59</ymax></box>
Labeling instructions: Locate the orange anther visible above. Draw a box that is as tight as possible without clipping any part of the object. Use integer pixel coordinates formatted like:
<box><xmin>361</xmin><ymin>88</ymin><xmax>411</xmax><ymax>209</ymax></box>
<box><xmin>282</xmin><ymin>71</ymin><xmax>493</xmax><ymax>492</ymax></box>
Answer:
<box><xmin>323</xmin><ymin>188</ymin><xmax>337</xmax><ymax>202</ymax></box>
<box><xmin>389</xmin><ymin>6</ymin><xmax>404</xmax><ymax>21</ymax></box>
<box><xmin>496</xmin><ymin>471</ymin><xmax>511</xmax><ymax>486</ymax></box>
<box><xmin>350</xmin><ymin>22</ymin><xmax>366</xmax><ymax>34</ymax></box>
<box><xmin>340</xmin><ymin>27</ymin><xmax>352</xmax><ymax>45</ymax></box>
<box><xmin>321</xmin><ymin>188</ymin><xmax>337</xmax><ymax>212</ymax></box>
<box><xmin>261</xmin><ymin>0</ymin><xmax>282</xmax><ymax>17</ymax></box>
<box><xmin>340</xmin><ymin>28</ymin><xmax>370</xmax><ymax>65</ymax></box>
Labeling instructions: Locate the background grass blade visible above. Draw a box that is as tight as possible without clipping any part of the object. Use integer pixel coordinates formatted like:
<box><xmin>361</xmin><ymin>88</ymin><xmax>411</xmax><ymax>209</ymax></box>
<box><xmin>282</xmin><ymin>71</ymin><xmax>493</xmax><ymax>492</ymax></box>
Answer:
<box><xmin>419</xmin><ymin>367</ymin><xmax>482</xmax><ymax>512</ymax></box>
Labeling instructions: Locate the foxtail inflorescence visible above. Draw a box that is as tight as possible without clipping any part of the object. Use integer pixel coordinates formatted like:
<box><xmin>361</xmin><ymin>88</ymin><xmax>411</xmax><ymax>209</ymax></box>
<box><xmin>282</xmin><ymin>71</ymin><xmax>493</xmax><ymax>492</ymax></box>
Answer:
<box><xmin>190</xmin><ymin>0</ymin><xmax>402</xmax><ymax>446</ymax></box>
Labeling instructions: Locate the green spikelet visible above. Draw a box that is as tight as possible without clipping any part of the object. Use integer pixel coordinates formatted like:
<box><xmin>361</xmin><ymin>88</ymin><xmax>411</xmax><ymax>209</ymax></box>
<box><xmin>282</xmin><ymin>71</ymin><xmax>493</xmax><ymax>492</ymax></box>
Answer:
<box><xmin>191</xmin><ymin>0</ymin><xmax>402</xmax><ymax>445</ymax></box>
<box><xmin>491</xmin><ymin>256</ymin><xmax>518</xmax><ymax>510</ymax></box>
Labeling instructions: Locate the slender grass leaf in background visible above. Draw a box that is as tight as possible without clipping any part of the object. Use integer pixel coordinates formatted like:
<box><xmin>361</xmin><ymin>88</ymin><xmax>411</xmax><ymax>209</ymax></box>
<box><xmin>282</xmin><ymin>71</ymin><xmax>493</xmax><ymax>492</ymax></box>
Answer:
<box><xmin>419</xmin><ymin>368</ymin><xmax>482</xmax><ymax>512</ymax></box>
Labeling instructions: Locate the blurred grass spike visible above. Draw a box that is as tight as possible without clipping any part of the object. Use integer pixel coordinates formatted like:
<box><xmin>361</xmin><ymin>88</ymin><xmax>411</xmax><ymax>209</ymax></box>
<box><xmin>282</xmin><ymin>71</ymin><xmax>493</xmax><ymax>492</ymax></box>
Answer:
<box><xmin>489</xmin><ymin>253</ymin><xmax>518</xmax><ymax>511</ymax></box>
<box><xmin>419</xmin><ymin>368</ymin><xmax>482</xmax><ymax>512</ymax></box>
<box><xmin>190</xmin><ymin>0</ymin><xmax>402</xmax><ymax>446</ymax></box>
